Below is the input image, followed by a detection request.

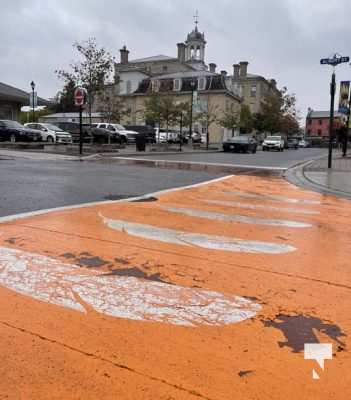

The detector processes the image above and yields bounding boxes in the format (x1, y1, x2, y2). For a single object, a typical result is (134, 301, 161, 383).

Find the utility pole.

(320, 54, 350, 169)
(328, 71, 336, 169)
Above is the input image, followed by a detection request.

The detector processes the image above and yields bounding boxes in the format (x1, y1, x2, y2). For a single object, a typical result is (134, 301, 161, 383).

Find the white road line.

(224, 191, 321, 205)
(100, 214, 296, 254)
(162, 206, 312, 228)
(0, 247, 261, 327)
(204, 200, 320, 215)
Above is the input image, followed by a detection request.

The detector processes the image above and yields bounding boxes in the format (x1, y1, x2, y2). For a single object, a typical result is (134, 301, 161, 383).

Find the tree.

(259, 87, 300, 135)
(196, 96, 219, 149)
(219, 103, 240, 136)
(52, 78, 77, 113)
(239, 104, 254, 133)
(55, 38, 114, 124)
(97, 86, 130, 123)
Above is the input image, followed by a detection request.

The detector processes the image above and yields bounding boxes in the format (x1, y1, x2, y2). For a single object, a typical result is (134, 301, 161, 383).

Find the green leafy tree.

(196, 96, 219, 149)
(219, 103, 240, 136)
(52, 79, 77, 113)
(56, 38, 114, 124)
(239, 104, 254, 133)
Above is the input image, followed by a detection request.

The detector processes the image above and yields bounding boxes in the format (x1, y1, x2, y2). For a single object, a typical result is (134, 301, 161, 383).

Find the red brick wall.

(305, 117, 343, 137)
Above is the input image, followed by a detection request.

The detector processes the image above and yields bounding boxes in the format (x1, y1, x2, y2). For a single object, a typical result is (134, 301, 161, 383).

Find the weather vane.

(193, 10, 199, 27)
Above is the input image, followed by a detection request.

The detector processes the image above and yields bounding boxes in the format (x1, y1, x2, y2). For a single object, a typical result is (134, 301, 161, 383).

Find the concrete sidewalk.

(303, 152, 351, 198)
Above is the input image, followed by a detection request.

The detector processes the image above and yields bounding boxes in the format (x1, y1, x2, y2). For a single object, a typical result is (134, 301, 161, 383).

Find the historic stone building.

(99, 21, 280, 143)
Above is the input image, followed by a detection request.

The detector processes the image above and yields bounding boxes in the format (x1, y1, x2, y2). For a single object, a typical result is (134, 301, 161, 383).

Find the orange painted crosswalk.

(0, 175, 350, 399)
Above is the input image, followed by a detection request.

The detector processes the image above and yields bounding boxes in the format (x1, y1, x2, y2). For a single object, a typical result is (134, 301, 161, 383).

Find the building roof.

(151, 70, 216, 80)
(308, 110, 345, 119)
(0, 82, 50, 106)
(129, 55, 177, 63)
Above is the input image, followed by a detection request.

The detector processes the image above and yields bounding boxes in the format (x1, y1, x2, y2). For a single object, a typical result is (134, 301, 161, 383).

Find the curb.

(97, 156, 286, 175)
(284, 156, 351, 200)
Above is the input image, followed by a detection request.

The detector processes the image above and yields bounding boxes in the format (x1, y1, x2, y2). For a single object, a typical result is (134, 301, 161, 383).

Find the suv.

(94, 123, 138, 144)
(125, 125, 156, 143)
(0, 120, 42, 142)
(287, 138, 299, 149)
(262, 135, 285, 151)
(25, 122, 72, 144)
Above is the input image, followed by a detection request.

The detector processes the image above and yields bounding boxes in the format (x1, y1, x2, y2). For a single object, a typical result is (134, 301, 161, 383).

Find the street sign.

(29, 92, 37, 108)
(74, 87, 86, 106)
(320, 56, 349, 66)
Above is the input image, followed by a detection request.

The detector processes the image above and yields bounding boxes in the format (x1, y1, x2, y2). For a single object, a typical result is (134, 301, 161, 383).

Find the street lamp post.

(320, 54, 349, 168)
(189, 80, 196, 141)
(30, 81, 35, 122)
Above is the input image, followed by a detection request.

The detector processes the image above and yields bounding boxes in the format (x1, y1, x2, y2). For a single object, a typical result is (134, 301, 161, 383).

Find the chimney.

(233, 64, 240, 79)
(220, 70, 227, 77)
(120, 45, 129, 65)
(209, 63, 217, 73)
(239, 61, 249, 77)
(177, 43, 186, 63)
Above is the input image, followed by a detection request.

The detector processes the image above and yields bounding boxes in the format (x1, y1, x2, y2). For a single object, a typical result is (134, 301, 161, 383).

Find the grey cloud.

(1, 0, 350, 118)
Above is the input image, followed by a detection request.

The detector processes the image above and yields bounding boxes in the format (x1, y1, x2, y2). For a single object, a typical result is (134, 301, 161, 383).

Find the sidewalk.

(303, 152, 351, 198)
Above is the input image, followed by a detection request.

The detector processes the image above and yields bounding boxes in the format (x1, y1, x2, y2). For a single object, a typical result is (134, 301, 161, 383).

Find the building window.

(173, 79, 181, 91)
(198, 77, 206, 91)
(307, 129, 311, 135)
(250, 85, 257, 97)
(162, 66, 168, 72)
(319, 119, 323, 125)
(317, 129, 322, 136)
(126, 80, 132, 94)
(307, 119, 312, 125)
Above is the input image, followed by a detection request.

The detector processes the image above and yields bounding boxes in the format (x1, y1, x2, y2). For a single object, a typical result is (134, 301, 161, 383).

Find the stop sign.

(74, 87, 86, 106)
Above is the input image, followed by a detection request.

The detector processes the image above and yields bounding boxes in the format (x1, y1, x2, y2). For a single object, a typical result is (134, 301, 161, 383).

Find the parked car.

(154, 129, 188, 144)
(191, 132, 202, 143)
(298, 139, 310, 148)
(85, 125, 121, 144)
(262, 135, 285, 151)
(287, 138, 299, 149)
(223, 135, 257, 153)
(54, 122, 93, 143)
(24, 122, 72, 144)
(125, 125, 156, 143)
(94, 123, 138, 144)
(0, 120, 42, 142)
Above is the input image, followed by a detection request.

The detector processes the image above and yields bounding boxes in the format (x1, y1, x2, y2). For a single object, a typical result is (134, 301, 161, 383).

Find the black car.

(287, 138, 299, 149)
(125, 125, 156, 143)
(84, 125, 121, 144)
(223, 136, 257, 153)
(0, 120, 42, 142)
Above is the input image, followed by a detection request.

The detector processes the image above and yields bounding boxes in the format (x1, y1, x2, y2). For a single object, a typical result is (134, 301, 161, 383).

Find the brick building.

(305, 110, 346, 137)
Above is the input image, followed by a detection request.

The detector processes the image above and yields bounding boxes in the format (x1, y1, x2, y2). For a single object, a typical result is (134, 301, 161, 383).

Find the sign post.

(74, 88, 86, 155)
(320, 54, 350, 168)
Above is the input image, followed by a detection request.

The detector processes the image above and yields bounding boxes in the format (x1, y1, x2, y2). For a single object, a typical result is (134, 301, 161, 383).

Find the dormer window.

(198, 77, 206, 91)
(173, 79, 182, 91)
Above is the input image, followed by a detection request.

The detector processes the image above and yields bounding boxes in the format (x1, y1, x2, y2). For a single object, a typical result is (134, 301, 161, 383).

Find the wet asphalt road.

(0, 159, 223, 217)
(129, 148, 327, 168)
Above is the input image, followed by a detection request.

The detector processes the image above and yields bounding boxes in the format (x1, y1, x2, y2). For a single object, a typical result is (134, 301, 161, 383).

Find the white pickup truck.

(262, 135, 285, 152)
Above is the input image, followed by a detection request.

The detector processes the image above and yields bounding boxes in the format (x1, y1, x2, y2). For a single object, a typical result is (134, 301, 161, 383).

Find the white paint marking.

(0, 247, 261, 327)
(162, 206, 312, 228)
(224, 191, 321, 205)
(100, 214, 296, 254)
(204, 200, 320, 215)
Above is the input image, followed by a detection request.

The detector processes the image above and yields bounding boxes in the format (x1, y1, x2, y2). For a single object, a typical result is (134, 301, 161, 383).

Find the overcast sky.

(1, 0, 351, 119)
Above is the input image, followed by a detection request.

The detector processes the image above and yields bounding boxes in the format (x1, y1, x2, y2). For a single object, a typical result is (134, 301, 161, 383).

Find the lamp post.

(30, 81, 35, 122)
(189, 79, 196, 141)
(320, 54, 349, 168)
